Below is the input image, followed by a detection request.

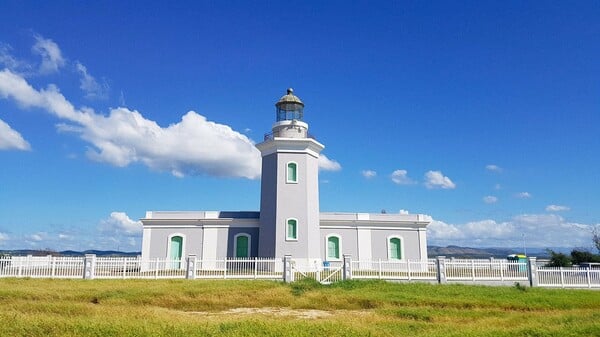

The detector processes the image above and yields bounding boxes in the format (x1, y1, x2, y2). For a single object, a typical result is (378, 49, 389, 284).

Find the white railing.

(351, 259, 437, 281)
(538, 266, 600, 288)
(195, 258, 282, 280)
(0, 256, 84, 278)
(446, 259, 528, 281)
(98, 257, 186, 279)
(2, 254, 600, 288)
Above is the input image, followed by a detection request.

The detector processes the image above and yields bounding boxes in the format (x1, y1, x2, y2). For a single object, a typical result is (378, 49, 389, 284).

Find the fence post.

(343, 254, 352, 281)
(436, 256, 447, 284)
(586, 267, 591, 288)
(527, 257, 538, 287)
(283, 255, 293, 283)
(186, 255, 197, 280)
(83, 254, 96, 280)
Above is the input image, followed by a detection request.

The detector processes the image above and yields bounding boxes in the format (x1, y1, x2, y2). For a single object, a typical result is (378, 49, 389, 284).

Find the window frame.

(285, 218, 298, 241)
(387, 235, 404, 261)
(325, 234, 342, 261)
(233, 233, 251, 258)
(286, 161, 298, 183)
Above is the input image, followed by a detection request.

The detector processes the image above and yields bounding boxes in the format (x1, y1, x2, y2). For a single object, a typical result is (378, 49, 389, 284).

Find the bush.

(546, 250, 572, 267)
(570, 250, 600, 265)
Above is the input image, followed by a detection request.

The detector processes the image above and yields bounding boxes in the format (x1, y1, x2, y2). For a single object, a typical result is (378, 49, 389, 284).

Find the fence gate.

(290, 260, 344, 284)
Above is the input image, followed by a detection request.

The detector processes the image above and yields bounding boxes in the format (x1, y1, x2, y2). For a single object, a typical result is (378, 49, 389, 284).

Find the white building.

(141, 89, 430, 268)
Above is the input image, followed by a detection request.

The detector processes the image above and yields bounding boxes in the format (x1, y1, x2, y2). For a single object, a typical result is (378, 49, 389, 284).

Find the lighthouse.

(256, 89, 324, 266)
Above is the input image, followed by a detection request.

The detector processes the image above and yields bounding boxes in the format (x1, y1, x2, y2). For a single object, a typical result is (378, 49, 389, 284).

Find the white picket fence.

(351, 259, 437, 281)
(1, 255, 599, 288)
(537, 266, 600, 288)
(445, 259, 528, 281)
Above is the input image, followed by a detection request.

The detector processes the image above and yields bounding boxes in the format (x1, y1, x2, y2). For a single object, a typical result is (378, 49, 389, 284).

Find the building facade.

(141, 89, 431, 268)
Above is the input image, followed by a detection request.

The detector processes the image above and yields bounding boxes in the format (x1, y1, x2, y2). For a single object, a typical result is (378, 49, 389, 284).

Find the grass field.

(0, 278, 599, 337)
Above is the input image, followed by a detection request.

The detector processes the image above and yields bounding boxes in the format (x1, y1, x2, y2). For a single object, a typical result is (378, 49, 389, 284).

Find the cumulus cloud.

(0, 118, 31, 150)
(391, 169, 413, 185)
(516, 192, 532, 199)
(318, 154, 341, 171)
(32, 35, 65, 74)
(424, 170, 456, 189)
(0, 69, 262, 178)
(546, 204, 570, 212)
(27, 233, 45, 242)
(428, 214, 596, 248)
(483, 196, 498, 204)
(361, 170, 377, 179)
(399, 209, 409, 215)
(485, 164, 502, 172)
(75, 62, 109, 99)
(99, 212, 142, 236)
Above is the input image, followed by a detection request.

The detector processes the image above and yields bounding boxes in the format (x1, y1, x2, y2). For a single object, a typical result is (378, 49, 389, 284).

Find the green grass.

(0, 278, 599, 336)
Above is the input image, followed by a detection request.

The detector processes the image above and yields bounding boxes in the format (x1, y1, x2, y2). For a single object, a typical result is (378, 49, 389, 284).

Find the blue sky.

(0, 1, 599, 252)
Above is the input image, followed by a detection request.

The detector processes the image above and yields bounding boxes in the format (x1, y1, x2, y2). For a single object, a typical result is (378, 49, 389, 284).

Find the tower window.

(388, 237, 403, 260)
(287, 162, 298, 183)
(326, 235, 341, 260)
(286, 218, 297, 240)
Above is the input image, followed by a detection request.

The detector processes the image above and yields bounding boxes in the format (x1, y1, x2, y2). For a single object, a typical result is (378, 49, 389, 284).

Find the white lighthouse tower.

(256, 89, 324, 268)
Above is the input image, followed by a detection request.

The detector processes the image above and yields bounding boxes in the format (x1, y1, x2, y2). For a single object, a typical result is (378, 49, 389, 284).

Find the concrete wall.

(145, 227, 204, 259)
(371, 229, 422, 260)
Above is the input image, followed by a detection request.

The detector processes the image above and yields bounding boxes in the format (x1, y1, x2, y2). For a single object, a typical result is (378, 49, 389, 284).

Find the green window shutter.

(327, 236, 339, 259)
(287, 219, 297, 239)
(389, 238, 401, 260)
(236, 235, 249, 258)
(287, 162, 297, 182)
(170, 236, 183, 260)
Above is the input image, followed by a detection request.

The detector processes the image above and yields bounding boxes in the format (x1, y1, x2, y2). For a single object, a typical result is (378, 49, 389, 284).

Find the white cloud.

(0, 118, 31, 150)
(428, 214, 597, 248)
(399, 209, 409, 215)
(0, 69, 262, 178)
(483, 196, 498, 204)
(28, 233, 45, 242)
(546, 204, 570, 212)
(0, 43, 31, 73)
(99, 212, 142, 236)
(424, 170, 456, 189)
(516, 192, 532, 199)
(58, 233, 72, 240)
(361, 170, 377, 179)
(485, 164, 502, 172)
(32, 35, 65, 74)
(391, 169, 413, 185)
(0, 232, 8, 242)
(494, 184, 502, 190)
(75, 62, 109, 99)
(318, 154, 341, 171)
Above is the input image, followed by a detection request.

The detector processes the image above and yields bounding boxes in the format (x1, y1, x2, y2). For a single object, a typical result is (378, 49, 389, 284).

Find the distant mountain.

(427, 245, 553, 259)
(0, 249, 140, 257)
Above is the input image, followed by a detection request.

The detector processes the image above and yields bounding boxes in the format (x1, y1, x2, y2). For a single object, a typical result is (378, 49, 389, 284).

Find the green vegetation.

(0, 278, 599, 336)
(547, 249, 600, 267)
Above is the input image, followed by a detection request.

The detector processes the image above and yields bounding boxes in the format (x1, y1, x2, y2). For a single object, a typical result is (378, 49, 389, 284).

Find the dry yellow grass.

(0, 278, 599, 336)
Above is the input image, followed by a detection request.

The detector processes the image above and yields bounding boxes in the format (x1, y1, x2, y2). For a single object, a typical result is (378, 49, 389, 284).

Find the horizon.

(1, 2, 599, 252)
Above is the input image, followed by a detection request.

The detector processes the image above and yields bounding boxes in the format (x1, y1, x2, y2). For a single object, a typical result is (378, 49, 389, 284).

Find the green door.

(170, 236, 183, 268)
(236, 235, 249, 258)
